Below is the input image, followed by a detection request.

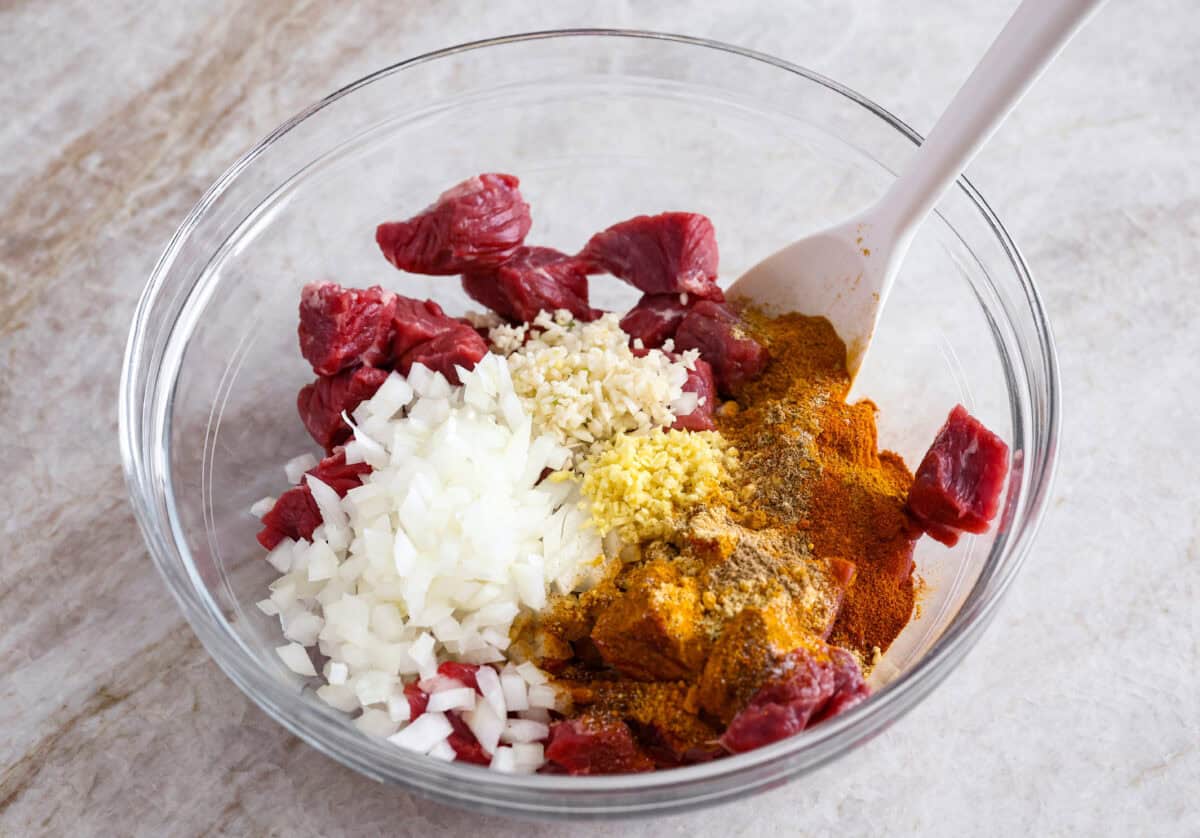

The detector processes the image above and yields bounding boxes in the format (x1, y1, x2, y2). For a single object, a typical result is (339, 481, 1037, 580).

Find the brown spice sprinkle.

(513, 310, 919, 756)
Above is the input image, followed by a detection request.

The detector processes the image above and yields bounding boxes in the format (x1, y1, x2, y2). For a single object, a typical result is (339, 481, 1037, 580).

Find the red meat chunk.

(305, 449, 371, 496)
(577, 212, 724, 300)
(376, 173, 532, 275)
(720, 646, 869, 754)
(385, 294, 488, 385)
(447, 711, 492, 765)
(619, 293, 692, 349)
(404, 682, 429, 720)
(672, 301, 769, 396)
(390, 295, 459, 359)
(255, 450, 370, 551)
(437, 661, 481, 692)
(297, 366, 390, 451)
(672, 358, 717, 432)
(543, 717, 654, 775)
(906, 405, 1010, 547)
(297, 282, 397, 376)
(400, 325, 488, 386)
(811, 653, 873, 724)
(256, 486, 321, 550)
(462, 246, 597, 323)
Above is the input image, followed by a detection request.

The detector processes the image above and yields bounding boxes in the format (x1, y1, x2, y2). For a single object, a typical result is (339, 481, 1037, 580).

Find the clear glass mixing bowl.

(119, 30, 1059, 820)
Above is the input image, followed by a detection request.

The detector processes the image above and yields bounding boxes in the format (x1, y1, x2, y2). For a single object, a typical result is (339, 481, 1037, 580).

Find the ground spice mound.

(516, 310, 919, 758)
(721, 311, 918, 658)
(578, 428, 736, 543)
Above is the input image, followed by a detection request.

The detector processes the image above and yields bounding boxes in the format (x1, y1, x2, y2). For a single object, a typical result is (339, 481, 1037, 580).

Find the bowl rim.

(120, 27, 1061, 813)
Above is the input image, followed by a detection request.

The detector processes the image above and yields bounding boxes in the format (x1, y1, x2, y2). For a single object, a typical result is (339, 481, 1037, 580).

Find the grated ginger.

(577, 428, 737, 543)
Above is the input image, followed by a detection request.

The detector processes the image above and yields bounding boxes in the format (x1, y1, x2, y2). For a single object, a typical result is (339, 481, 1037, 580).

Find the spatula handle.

(879, 0, 1106, 238)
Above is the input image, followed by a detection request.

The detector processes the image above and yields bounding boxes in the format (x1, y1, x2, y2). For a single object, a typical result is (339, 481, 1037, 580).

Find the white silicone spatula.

(729, 0, 1105, 379)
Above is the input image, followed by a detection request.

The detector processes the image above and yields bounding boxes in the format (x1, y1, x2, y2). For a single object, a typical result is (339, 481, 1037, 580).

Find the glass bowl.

(119, 30, 1059, 820)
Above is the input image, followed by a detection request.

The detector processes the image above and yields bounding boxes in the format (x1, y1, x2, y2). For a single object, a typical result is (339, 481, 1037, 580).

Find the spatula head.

(727, 218, 899, 380)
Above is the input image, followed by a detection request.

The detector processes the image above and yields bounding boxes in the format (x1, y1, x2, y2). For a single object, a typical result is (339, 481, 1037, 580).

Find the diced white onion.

(266, 539, 295, 574)
(275, 643, 316, 676)
(353, 671, 394, 706)
(475, 665, 506, 719)
(489, 746, 517, 773)
(516, 662, 548, 686)
(355, 708, 399, 739)
(464, 698, 504, 755)
(387, 691, 412, 723)
(250, 496, 276, 519)
(511, 743, 545, 772)
(258, 355, 620, 774)
(501, 719, 550, 744)
(410, 632, 437, 680)
(284, 612, 323, 647)
(426, 688, 476, 713)
(500, 669, 529, 712)
(285, 453, 319, 484)
(427, 739, 457, 761)
(317, 684, 360, 712)
(527, 684, 558, 710)
(388, 711, 453, 754)
(306, 540, 339, 581)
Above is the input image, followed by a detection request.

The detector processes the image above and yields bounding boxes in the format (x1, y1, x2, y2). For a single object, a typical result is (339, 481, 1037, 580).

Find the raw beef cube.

(619, 293, 693, 349)
(256, 486, 321, 550)
(296, 366, 390, 451)
(297, 282, 397, 376)
(627, 721, 724, 769)
(256, 451, 370, 550)
(906, 404, 1010, 547)
(577, 212, 724, 300)
(390, 295, 461, 359)
(696, 606, 809, 725)
(671, 358, 716, 431)
(811, 648, 873, 724)
(672, 301, 769, 396)
(306, 449, 371, 496)
(446, 711, 492, 765)
(543, 717, 655, 775)
(437, 661, 481, 692)
(591, 560, 708, 681)
(462, 246, 597, 323)
(376, 173, 532, 275)
(719, 646, 869, 754)
(399, 325, 488, 385)
(404, 682, 429, 720)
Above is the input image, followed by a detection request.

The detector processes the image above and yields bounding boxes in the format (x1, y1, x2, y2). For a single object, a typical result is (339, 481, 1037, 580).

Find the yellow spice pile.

(576, 428, 736, 543)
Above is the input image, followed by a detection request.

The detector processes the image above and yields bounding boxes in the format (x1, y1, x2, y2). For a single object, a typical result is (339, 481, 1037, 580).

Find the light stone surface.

(2, 1, 1198, 835)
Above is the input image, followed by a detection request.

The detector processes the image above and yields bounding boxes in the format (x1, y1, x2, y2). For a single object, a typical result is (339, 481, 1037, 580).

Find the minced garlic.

(578, 428, 737, 543)
(490, 310, 699, 457)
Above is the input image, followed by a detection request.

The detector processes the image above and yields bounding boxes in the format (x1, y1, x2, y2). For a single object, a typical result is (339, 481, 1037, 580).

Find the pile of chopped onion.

(256, 355, 605, 769)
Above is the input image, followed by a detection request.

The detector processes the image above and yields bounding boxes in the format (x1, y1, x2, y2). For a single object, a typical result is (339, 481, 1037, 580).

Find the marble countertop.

(3, 1, 1197, 835)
